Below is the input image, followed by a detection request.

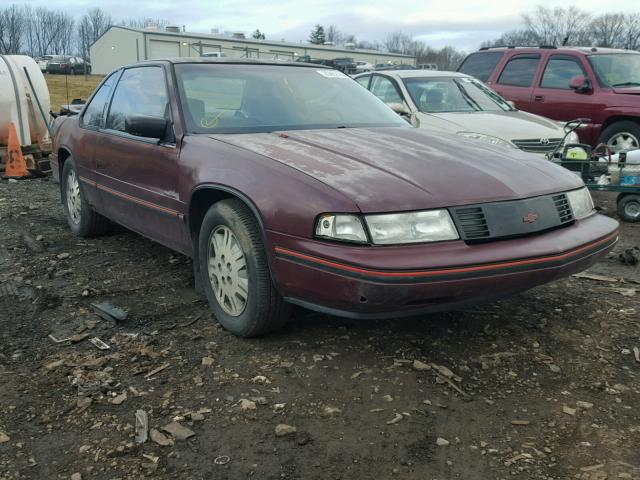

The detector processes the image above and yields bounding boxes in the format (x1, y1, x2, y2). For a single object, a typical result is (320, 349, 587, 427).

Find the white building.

(90, 26, 416, 75)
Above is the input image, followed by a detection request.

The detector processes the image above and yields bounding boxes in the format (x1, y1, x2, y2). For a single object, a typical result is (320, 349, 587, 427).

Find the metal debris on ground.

(48, 334, 71, 344)
(144, 363, 170, 379)
(214, 455, 231, 465)
(88, 337, 110, 350)
(91, 301, 128, 322)
(572, 272, 620, 282)
(618, 247, 640, 266)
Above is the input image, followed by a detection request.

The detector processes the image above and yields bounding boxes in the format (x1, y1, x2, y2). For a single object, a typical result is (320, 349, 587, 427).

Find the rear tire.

(198, 199, 291, 337)
(598, 121, 640, 152)
(61, 158, 110, 237)
(617, 194, 640, 223)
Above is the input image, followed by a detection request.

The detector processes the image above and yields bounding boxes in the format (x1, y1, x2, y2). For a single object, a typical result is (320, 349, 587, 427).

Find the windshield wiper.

(453, 81, 482, 111)
(612, 81, 640, 87)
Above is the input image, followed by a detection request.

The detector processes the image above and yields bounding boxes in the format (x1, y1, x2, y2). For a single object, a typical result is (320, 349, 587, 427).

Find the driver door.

(95, 65, 185, 251)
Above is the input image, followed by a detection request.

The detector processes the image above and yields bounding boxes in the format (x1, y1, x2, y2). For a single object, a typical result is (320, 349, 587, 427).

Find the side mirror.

(386, 102, 410, 116)
(125, 115, 167, 139)
(569, 75, 591, 93)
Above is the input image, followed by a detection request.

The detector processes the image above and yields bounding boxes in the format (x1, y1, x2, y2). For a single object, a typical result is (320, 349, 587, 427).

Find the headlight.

(566, 187, 594, 220)
(457, 132, 516, 149)
(365, 210, 459, 244)
(315, 214, 368, 243)
(564, 130, 580, 144)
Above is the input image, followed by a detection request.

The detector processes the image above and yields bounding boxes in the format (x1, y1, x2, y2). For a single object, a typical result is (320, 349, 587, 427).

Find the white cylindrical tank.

(0, 55, 51, 148)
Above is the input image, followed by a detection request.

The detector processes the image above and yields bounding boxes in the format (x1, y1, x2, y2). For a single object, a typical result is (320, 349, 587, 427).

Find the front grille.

(450, 191, 574, 243)
(512, 138, 562, 153)
(553, 193, 573, 223)
(454, 206, 490, 239)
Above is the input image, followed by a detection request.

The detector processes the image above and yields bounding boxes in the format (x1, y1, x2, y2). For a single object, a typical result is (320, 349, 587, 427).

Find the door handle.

(534, 95, 544, 102)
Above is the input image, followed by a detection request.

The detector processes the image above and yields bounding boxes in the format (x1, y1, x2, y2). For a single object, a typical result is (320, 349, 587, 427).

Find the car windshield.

(175, 64, 407, 134)
(588, 53, 640, 88)
(403, 76, 514, 113)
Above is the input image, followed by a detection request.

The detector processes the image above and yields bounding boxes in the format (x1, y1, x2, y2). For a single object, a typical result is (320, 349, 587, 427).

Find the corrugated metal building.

(90, 26, 416, 75)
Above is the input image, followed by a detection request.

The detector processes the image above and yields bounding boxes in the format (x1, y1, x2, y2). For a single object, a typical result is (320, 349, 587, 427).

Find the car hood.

(416, 110, 564, 141)
(209, 127, 583, 213)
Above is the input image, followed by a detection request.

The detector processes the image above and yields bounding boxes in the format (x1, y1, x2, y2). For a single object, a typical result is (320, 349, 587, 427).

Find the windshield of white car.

(175, 64, 408, 134)
(587, 53, 640, 88)
(403, 77, 514, 114)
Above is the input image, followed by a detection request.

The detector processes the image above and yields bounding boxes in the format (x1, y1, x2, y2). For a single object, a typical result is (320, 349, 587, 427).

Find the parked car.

(50, 59, 619, 337)
(354, 70, 578, 155)
(47, 56, 91, 75)
(332, 57, 357, 74)
(458, 46, 640, 152)
(35, 54, 63, 72)
(355, 61, 374, 73)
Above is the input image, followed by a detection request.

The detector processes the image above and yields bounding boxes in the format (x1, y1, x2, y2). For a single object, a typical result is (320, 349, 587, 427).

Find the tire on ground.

(198, 198, 292, 337)
(617, 194, 640, 223)
(61, 157, 110, 237)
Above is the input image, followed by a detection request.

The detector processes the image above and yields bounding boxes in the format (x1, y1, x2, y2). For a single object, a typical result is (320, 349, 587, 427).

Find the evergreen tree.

(309, 25, 326, 44)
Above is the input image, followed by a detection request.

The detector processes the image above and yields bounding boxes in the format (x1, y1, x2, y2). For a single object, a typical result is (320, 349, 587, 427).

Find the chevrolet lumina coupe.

(51, 59, 619, 337)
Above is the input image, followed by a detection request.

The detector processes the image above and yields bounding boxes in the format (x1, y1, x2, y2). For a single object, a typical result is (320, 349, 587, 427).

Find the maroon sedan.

(50, 59, 619, 337)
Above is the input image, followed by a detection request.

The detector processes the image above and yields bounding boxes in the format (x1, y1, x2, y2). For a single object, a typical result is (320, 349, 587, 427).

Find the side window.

(369, 76, 403, 104)
(497, 56, 540, 87)
(458, 52, 503, 82)
(106, 67, 168, 133)
(81, 72, 117, 129)
(540, 56, 586, 89)
(355, 75, 370, 88)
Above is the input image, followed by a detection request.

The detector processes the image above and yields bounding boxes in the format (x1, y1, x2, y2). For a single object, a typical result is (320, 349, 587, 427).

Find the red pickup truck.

(458, 46, 640, 152)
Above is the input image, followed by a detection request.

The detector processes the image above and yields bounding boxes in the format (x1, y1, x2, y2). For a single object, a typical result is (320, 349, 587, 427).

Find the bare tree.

(0, 4, 27, 54)
(623, 13, 640, 50)
(591, 13, 627, 47)
(121, 18, 171, 30)
(325, 25, 343, 45)
(522, 6, 592, 46)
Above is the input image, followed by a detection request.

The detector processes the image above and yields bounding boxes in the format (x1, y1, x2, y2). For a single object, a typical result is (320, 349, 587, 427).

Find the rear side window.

(355, 75, 370, 88)
(458, 52, 503, 82)
(540, 56, 586, 89)
(81, 72, 117, 129)
(497, 56, 540, 87)
(106, 67, 169, 132)
(369, 76, 403, 104)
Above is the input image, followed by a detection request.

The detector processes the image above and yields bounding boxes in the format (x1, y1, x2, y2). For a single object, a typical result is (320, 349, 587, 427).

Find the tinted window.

(497, 56, 540, 87)
(81, 72, 117, 129)
(541, 56, 586, 89)
(106, 67, 168, 132)
(369, 76, 403, 104)
(458, 52, 503, 82)
(355, 75, 370, 88)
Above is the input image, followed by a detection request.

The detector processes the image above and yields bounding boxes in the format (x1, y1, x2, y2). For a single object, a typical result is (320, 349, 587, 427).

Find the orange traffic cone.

(5, 122, 29, 178)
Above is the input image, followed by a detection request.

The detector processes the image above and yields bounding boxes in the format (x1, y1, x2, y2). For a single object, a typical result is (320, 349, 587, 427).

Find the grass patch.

(45, 74, 104, 111)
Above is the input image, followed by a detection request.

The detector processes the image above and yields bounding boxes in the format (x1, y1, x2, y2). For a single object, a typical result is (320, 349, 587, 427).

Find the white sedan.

(354, 70, 578, 155)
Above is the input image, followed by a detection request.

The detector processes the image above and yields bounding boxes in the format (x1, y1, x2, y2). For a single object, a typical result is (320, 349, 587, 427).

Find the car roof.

(356, 70, 469, 79)
(475, 46, 640, 55)
(126, 57, 331, 69)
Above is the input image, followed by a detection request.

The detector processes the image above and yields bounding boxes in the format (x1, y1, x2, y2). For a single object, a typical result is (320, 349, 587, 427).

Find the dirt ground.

(0, 178, 639, 480)
(45, 74, 103, 112)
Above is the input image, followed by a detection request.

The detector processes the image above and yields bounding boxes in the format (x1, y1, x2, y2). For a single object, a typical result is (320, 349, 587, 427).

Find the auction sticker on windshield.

(317, 70, 349, 78)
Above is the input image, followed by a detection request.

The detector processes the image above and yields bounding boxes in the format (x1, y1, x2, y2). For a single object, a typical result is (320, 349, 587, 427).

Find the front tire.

(61, 158, 109, 236)
(598, 121, 640, 153)
(198, 199, 291, 337)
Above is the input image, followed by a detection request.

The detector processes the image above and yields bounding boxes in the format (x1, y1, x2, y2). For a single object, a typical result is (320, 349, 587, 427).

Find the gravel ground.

(0, 178, 639, 480)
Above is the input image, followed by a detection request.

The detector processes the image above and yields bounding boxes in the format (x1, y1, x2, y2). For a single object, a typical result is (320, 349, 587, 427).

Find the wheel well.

(602, 115, 640, 132)
(57, 148, 71, 178)
(188, 188, 235, 238)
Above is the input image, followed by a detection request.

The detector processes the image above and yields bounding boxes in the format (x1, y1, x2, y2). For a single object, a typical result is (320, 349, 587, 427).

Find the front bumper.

(268, 213, 619, 319)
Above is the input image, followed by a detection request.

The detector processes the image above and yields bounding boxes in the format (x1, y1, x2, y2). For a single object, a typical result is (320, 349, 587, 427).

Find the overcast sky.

(18, 0, 640, 50)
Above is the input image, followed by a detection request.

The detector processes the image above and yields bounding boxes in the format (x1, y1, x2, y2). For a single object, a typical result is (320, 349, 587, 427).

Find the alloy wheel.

(66, 170, 82, 224)
(625, 201, 640, 220)
(207, 225, 249, 316)
(608, 132, 639, 153)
